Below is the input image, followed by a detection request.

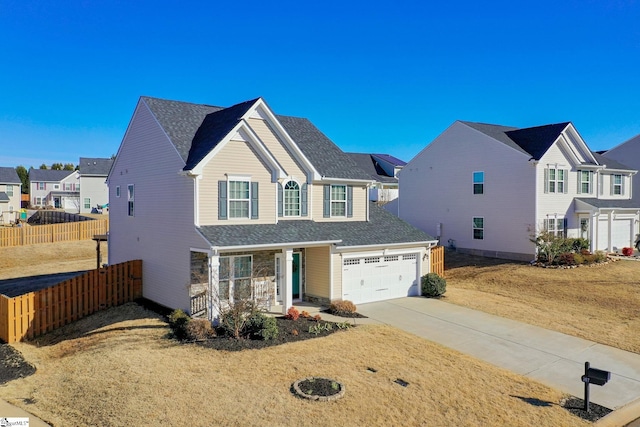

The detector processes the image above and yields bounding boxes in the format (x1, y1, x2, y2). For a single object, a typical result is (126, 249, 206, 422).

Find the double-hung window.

(612, 174, 622, 195)
(544, 217, 566, 237)
(38, 182, 45, 190)
(228, 180, 250, 218)
(218, 255, 252, 301)
(577, 170, 593, 194)
(473, 217, 484, 240)
(284, 181, 300, 216)
(6, 185, 12, 197)
(84, 198, 91, 210)
(127, 184, 134, 216)
(473, 172, 484, 194)
(331, 185, 347, 216)
(545, 167, 567, 193)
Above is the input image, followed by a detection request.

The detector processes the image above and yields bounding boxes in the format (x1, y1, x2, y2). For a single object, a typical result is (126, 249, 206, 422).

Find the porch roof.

(575, 198, 640, 211)
(198, 202, 436, 250)
(0, 192, 9, 202)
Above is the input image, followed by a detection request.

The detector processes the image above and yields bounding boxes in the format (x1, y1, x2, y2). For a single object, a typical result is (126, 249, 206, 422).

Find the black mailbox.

(582, 366, 611, 386)
(581, 361, 611, 412)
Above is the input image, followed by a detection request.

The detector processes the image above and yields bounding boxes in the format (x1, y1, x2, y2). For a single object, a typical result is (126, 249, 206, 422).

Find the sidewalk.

(0, 399, 50, 426)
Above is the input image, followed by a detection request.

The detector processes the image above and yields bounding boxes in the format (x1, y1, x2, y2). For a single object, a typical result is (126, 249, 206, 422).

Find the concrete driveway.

(356, 297, 640, 411)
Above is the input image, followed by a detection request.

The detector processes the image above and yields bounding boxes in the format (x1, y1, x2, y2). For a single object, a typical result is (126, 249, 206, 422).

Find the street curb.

(595, 396, 640, 427)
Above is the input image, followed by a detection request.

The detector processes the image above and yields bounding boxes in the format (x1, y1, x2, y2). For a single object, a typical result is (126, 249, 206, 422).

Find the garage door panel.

(342, 253, 420, 304)
(612, 219, 632, 251)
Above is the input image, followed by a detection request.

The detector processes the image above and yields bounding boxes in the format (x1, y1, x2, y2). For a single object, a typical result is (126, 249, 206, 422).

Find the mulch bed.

(561, 396, 612, 422)
(296, 377, 341, 397)
(0, 343, 36, 385)
(323, 309, 367, 319)
(195, 316, 354, 351)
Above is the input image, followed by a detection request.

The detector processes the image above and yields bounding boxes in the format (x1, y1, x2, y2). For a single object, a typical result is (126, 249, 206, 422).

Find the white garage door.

(597, 219, 609, 251)
(612, 219, 633, 251)
(342, 253, 419, 304)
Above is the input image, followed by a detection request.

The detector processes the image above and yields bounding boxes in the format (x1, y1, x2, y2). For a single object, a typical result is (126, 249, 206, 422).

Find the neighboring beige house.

(399, 121, 639, 261)
(29, 168, 80, 212)
(78, 157, 113, 213)
(107, 96, 437, 318)
(0, 167, 21, 224)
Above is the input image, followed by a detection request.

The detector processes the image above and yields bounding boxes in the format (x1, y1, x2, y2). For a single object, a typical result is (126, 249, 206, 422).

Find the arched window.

(284, 181, 300, 216)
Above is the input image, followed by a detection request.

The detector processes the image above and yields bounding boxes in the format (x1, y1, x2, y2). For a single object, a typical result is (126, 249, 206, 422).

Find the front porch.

(189, 245, 334, 320)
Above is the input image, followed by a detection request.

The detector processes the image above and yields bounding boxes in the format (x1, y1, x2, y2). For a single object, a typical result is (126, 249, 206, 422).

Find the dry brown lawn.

(0, 240, 106, 281)
(443, 251, 640, 353)
(1, 303, 588, 427)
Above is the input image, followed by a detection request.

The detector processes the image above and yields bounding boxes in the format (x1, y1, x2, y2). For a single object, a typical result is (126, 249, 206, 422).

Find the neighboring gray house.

(0, 167, 21, 224)
(29, 168, 80, 211)
(604, 133, 640, 207)
(108, 96, 437, 317)
(78, 157, 113, 213)
(399, 121, 639, 261)
(347, 153, 405, 204)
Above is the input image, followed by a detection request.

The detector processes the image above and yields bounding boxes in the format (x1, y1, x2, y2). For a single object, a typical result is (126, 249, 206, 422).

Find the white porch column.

(608, 211, 614, 252)
(282, 248, 293, 314)
(208, 253, 220, 322)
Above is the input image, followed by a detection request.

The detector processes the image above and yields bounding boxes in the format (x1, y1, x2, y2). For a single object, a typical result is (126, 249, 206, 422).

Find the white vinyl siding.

(107, 100, 209, 313)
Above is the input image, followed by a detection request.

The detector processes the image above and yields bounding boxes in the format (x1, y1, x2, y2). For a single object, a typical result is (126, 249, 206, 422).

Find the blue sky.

(1, 0, 639, 168)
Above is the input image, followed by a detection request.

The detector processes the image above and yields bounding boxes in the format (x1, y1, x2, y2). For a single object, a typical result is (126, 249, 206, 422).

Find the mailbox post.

(581, 361, 611, 412)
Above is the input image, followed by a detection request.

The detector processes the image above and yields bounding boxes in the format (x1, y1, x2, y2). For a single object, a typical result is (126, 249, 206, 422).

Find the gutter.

(335, 240, 438, 251)
(212, 239, 343, 252)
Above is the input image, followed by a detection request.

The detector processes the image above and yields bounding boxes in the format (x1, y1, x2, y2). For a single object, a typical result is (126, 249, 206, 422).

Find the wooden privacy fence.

(430, 245, 445, 277)
(0, 219, 108, 247)
(0, 260, 142, 343)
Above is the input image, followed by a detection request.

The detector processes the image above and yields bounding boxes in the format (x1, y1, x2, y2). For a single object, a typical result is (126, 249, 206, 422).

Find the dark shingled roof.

(461, 121, 572, 160)
(0, 192, 9, 202)
(373, 154, 406, 166)
(576, 198, 640, 210)
(505, 123, 570, 160)
(185, 99, 258, 170)
(591, 152, 635, 171)
(346, 153, 398, 183)
(79, 157, 114, 175)
(28, 168, 76, 182)
(0, 167, 20, 184)
(141, 96, 371, 180)
(198, 202, 436, 248)
(277, 115, 371, 180)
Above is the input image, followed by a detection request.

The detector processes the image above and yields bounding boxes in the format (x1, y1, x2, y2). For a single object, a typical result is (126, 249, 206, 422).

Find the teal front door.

(292, 253, 301, 300)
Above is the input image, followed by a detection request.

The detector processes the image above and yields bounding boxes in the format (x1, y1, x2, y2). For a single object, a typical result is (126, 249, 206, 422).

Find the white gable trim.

(563, 123, 598, 164)
(243, 99, 322, 182)
(187, 120, 285, 181)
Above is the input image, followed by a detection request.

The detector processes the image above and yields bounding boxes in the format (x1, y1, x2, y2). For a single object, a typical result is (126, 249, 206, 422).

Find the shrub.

(557, 252, 575, 266)
(593, 251, 607, 262)
(313, 314, 322, 322)
(571, 238, 590, 252)
(286, 306, 300, 321)
(622, 247, 634, 256)
(168, 309, 191, 340)
(421, 273, 446, 297)
(580, 249, 591, 256)
(219, 300, 259, 339)
(246, 312, 279, 340)
(300, 310, 311, 318)
(185, 318, 216, 341)
(329, 300, 357, 315)
(573, 253, 585, 265)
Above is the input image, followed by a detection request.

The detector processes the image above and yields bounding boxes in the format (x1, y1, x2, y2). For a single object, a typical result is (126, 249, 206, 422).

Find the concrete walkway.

(355, 297, 640, 411)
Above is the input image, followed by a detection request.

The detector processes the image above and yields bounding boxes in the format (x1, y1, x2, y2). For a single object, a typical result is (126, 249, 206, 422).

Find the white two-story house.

(78, 157, 113, 213)
(399, 121, 639, 261)
(29, 168, 80, 212)
(0, 167, 21, 224)
(107, 96, 437, 317)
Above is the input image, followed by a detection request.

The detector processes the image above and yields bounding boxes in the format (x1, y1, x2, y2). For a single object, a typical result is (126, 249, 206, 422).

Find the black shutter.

(277, 183, 283, 217)
(347, 185, 353, 218)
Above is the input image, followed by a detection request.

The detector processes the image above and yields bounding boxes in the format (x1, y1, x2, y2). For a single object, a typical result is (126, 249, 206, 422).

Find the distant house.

(0, 167, 21, 224)
(78, 157, 113, 213)
(603, 133, 640, 208)
(346, 153, 405, 204)
(29, 168, 80, 212)
(399, 121, 639, 261)
(107, 96, 437, 317)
